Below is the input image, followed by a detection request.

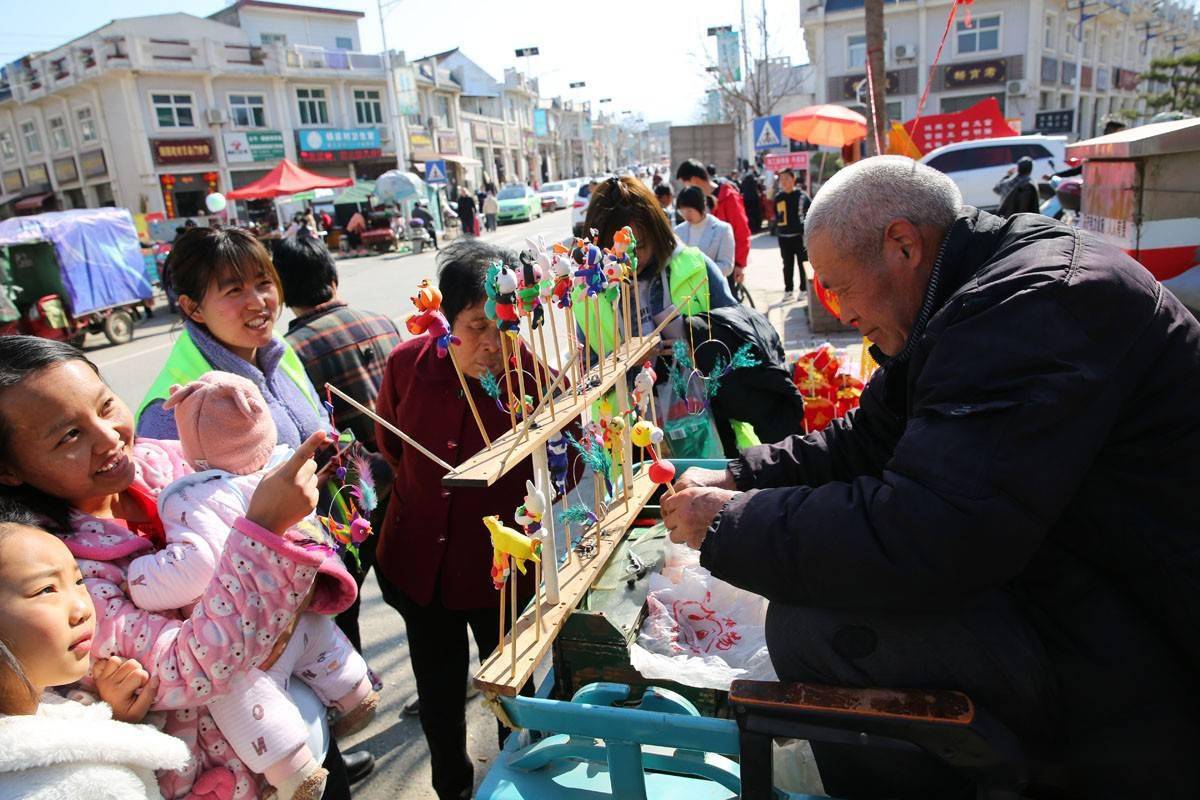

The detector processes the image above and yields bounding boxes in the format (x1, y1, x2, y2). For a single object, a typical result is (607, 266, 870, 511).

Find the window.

(1065, 26, 1076, 55)
(0, 130, 14, 160)
(1044, 13, 1057, 50)
(353, 88, 383, 125)
(957, 14, 1000, 54)
(886, 100, 902, 120)
(19, 120, 42, 155)
(151, 93, 195, 128)
(335, 37, 353, 50)
(75, 106, 97, 144)
(1100, 31, 1109, 63)
(1083, 28, 1093, 59)
(847, 31, 888, 70)
(296, 87, 329, 125)
(260, 33, 287, 46)
(434, 94, 452, 127)
(229, 93, 266, 128)
(1039, 90, 1052, 110)
(47, 116, 70, 151)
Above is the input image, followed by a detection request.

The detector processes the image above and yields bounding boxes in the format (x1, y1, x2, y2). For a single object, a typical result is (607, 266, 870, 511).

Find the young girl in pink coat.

(0, 336, 330, 800)
(125, 372, 379, 800)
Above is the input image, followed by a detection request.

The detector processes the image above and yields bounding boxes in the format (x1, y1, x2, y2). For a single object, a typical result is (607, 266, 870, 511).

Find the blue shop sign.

(299, 128, 382, 153)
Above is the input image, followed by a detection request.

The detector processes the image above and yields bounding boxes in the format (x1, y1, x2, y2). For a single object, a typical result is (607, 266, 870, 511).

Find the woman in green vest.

(136, 227, 328, 447)
(579, 175, 736, 358)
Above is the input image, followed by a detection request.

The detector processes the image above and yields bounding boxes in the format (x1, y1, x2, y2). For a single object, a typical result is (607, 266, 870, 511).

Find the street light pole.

(377, 0, 408, 172)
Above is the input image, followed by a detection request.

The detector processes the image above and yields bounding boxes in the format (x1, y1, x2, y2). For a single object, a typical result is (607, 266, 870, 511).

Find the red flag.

(903, 97, 1011, 155)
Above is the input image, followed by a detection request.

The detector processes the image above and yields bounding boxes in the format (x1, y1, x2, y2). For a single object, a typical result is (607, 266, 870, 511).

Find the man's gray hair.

(805, 156, 962, 263)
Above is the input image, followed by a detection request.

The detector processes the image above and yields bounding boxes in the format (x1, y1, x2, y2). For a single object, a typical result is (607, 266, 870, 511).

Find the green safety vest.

(136, 327, 317, 424)
(575, 246, 712, 358)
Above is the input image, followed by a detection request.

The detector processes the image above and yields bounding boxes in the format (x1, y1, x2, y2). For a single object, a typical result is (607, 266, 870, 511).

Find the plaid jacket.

(285, 300, 402, 450)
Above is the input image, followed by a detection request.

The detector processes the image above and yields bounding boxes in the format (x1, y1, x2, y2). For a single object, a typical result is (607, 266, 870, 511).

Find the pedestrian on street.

(674, 185, 736, 277)
(677, 158, 751, 285)
(412, 199, 439, 250)
(993, 156, 1040, 217)
(662, 156, 1200, 799)
(273, 231, 403, 654)
(373, 239, 544, 800)
(654, 183, 682, 225)
(483, 190, 499, 232)
(346, 208, 366, 251)
(740, 169, 763, 233)
(456, 186, 477, 238)
(774, 168, 811, 299)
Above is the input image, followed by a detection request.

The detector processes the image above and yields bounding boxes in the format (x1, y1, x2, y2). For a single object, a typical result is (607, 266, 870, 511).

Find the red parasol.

(225, 159, 353, 200)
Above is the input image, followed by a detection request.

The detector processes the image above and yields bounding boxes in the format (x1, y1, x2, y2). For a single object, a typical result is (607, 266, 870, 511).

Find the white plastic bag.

(629, 542, 778, 690)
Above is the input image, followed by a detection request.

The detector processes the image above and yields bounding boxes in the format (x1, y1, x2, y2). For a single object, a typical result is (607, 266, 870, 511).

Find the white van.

(918, 135, 1068, 211)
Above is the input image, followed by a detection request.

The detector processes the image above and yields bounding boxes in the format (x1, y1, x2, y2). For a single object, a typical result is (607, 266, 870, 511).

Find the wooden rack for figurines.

(335, 229, 687, 702)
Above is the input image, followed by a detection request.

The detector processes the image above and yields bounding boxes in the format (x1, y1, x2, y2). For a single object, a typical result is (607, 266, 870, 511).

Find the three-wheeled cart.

(1067, 117, 1200, 317)
(0, 207, 154, 346)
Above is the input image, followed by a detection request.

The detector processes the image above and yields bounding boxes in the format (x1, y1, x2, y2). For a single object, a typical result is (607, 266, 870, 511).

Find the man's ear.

(885, 219, 922, 268)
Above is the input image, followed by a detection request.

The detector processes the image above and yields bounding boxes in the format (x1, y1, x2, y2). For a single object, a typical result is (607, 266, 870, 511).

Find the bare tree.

(703, 0, 810, 119)
(864, 0, 890, 154)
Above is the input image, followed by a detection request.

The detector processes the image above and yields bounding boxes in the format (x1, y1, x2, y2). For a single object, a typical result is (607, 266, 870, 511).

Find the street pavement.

(91, 216, 846, 799)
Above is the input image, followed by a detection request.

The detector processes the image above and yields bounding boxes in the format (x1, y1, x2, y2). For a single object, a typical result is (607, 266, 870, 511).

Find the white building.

(0, 1, 398, 219)
(799, 0, 1198, 142)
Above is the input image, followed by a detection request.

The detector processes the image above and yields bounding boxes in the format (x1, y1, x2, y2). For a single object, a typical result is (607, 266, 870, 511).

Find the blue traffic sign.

(753, 115, 783, 151)
(425, 159, 448, 185)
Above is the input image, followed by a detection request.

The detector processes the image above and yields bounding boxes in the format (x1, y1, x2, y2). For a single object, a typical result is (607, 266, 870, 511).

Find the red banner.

(903, 97, 1011, 155)
(763, 152, 809, 172)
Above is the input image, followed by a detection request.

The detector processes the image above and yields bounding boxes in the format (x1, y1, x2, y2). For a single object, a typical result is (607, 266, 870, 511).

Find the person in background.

(346, 208, 366, 252)
(740, 168, 763, 233)
(412, 199, 439, 250)
(674, 185, 736, 278)
(677, 158, 751, 285)
(654, 183, 682, 226)
(483, 190, 499, 233)
(457, 186, 478, 238)
(318, 208, 333, 232)
(993, 156, 1040, 217)
(273, 232, 402, 655)
(774, 168, 811, 299)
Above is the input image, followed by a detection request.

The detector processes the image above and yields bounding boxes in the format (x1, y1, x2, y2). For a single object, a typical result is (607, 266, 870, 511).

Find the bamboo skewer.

(512, 335, 530, 441)
(534, 559, 542, 640)
(527, 327, 546, 408)
(611, 294, 621, 371)
(497, 561, 506, 653)
(448, 349, 492, 448)
(594, 296, 606, 383)
(499, 335, 518, 431)
(324, 384, 455, 472)
(509, 573, 517, 678)
(494, 350, 580, 469)
(536, 323, 556, 418)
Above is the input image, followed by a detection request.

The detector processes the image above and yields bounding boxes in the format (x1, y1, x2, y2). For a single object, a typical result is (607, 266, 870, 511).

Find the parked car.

(538, 181, 573, 211)
(497, 184, 544, 224)
(918, 135, 1068, 211)
(571, 181, 593, 237)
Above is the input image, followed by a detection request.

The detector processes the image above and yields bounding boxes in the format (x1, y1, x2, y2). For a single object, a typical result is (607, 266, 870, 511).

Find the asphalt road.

(89, 208, 571, 800)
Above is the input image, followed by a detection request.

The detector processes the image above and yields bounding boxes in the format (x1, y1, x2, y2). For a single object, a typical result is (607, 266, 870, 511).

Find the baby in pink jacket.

(126, 372, 379, 800)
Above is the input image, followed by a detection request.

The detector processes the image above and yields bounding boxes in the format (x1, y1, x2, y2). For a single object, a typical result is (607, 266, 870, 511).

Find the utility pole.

(377, 0, 408, 172)
(864, 0, 889, 155)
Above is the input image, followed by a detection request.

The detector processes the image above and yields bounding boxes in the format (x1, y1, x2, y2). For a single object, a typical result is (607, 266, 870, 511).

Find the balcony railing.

(284, 45, 383, 71)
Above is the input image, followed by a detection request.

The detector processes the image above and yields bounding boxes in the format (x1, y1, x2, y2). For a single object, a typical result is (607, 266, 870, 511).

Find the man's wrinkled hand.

(661, 487, 739, 550)
(676, 466, 737, 492)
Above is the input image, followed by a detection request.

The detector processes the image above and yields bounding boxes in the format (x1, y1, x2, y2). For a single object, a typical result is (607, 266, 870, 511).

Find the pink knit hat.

(163, 372, 277, 475)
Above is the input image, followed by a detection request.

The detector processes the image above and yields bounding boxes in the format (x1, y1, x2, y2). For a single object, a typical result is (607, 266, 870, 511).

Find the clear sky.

(1, 0, 808, 125)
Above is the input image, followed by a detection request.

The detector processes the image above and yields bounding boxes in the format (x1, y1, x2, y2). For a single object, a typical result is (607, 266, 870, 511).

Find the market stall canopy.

(1065, 117, 1200, 160)
(0, 208, 152, 315)
(225, 159, 353, 200)
(333, 180, 377, 206)
(782, 105, 868, 148)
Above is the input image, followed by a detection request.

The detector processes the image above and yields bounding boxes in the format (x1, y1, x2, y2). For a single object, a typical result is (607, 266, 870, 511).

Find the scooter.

(407, 218, 433, 255)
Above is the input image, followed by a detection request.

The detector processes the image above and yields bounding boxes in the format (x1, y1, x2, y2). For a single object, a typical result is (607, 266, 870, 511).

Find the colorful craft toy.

(405, 279, 460, 358)
(483, 514, 542, 589)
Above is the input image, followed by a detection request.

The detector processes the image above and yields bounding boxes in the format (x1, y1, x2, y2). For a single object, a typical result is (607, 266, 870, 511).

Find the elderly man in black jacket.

(662, 155, 1200, 798)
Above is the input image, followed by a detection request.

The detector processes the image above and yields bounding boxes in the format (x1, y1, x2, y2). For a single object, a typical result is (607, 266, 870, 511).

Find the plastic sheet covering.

(0, 208, 152, 315)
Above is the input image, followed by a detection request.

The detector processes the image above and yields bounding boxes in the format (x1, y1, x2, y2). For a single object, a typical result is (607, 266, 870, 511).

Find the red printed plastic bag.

(630, 542, 777, 690)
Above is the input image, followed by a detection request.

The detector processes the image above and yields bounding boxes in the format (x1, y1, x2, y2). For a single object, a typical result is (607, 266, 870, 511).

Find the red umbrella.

(782, 105, 868, 148)
(225, 159, 354, 200)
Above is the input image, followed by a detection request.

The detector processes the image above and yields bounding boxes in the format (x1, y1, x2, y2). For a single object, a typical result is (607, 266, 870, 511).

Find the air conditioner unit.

(894, 43, 918, 61)
(1007, 79, 1030, 97)
(379, 126, 391, 143)
(206, 108, 229, 125)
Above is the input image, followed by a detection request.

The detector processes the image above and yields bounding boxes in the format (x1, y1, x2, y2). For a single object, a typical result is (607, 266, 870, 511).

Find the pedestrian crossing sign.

(753, 115, 783, 150)
(425, 159, 448, 185)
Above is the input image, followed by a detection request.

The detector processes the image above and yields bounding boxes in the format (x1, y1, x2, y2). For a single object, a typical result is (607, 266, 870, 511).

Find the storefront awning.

(14, 192, 53, 211)
(441, 154, 483, 167)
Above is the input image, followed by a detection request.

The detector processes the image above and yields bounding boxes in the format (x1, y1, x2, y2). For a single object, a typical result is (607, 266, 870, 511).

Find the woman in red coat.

(374, 239, 540, 800)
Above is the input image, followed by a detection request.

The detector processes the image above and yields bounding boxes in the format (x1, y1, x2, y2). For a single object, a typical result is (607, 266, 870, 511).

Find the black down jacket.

(701, 209, 1200, 789)
(683, 304, 806, 456)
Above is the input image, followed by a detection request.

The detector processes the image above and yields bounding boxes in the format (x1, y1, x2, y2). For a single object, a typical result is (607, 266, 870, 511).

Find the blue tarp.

(0, 208, 152, 315)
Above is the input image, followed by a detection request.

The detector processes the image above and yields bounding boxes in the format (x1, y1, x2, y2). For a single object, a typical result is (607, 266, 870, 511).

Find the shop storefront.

(52, 156, 84, 209)
(151, 137, 219, 218)
(295, 127, 383, 180)
(78, 149, 114, 208)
